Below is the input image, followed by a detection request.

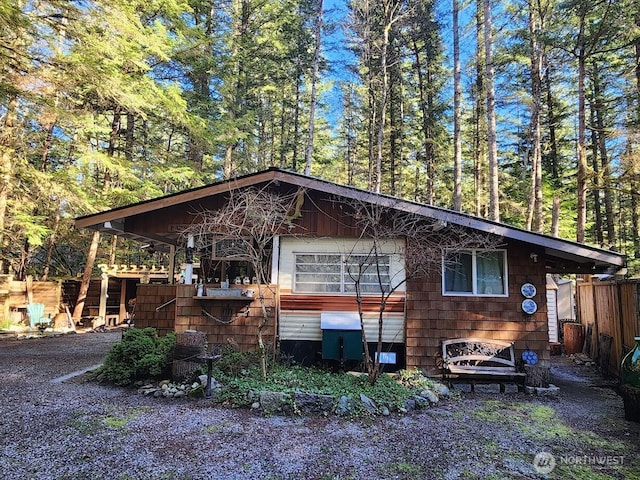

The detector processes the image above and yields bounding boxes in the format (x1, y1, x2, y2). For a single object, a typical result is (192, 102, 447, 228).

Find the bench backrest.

(442, 338, 516, 368)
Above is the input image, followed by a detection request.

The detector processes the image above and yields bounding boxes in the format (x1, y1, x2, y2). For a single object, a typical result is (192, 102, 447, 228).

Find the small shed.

(546, 275, 576, 344)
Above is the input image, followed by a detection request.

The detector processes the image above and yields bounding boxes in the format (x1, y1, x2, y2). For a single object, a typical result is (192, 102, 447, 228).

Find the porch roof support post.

(271, 235, 280, 284)
(99, 272, 108, 319)
(185, 234, 194, 284)
(168, 245, 176, 284)
(119, 278, 127, 322)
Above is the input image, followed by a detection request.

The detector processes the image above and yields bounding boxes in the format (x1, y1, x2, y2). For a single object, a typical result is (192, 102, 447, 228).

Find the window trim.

(293, 252, 391, 295)
(442, 249, 508, 297)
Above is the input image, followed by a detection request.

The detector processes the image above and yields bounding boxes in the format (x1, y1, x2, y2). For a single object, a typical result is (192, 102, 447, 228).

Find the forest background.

(1, 0, 639, 281)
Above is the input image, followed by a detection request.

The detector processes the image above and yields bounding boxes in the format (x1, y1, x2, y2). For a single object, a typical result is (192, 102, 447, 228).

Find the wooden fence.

(576, 277, 640, 378)
(1, 275, 62, 324)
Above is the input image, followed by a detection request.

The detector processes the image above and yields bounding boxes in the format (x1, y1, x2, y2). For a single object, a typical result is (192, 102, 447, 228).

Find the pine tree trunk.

(40, 121, 56, 172)
(412, 37, 434, 204)
(72, 230, 100, 321)
(0, 95, 17, 274)
(590, 97, 604, 246)
(374, 12, 392, 194)
(483, 0, 500, 221)
(544, 65, 560, 181)
(453, 0, 463, 211)
(526, 0, 543, 232)
(304, 0, 323, 176)
(551, 195, 560, 237)
(576, 44, 588, 243)
(592, 67, 616, 247)
(125, 112, 135, 162)
(474, 0, 487, 217)
(41, 208, 60, 281)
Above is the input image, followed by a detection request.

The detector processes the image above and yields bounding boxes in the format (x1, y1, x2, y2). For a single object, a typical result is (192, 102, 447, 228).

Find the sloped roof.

(75, 167, 625, 274)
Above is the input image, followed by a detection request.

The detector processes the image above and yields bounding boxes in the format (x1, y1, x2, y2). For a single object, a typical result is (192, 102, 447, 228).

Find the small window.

(443, 250, 507, 296)
(295, 253, 390, 294)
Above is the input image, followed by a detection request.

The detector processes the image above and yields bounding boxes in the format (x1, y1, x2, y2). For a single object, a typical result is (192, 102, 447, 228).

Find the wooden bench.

(441, 338, 526, 392)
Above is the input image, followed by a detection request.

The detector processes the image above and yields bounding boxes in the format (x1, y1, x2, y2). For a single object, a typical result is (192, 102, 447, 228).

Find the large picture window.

(295, 253, 390, 294)
(443, 250, 507, 296)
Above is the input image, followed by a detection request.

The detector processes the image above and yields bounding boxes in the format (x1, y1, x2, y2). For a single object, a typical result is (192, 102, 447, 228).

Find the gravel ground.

(1, 330, 639, 480)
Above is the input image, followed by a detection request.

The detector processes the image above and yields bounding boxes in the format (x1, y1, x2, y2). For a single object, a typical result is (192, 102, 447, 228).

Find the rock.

(192, 382, 200, 390)
(159, 379, 170, 387)
(432, 383, 450, 397)
(525, 384, 560, 396)
(414, 396, 429, 409)
(335, 396, 352, 416)
(502, 383, 520, 394)
(259, 391, 289, 414)
(189, 386, 204, 398)
(398, 407, 408, 414)
(294, 392, 335, 415)
(198, 375, 208, 387)
(404, 399, 416, 412)
(474, 384, 501, 394)
(535, 385, 560, 397)
(153, 390, 163, 398)
(420, 389, 439, 404)
(359, 393, 377, 413)
(174, 391, 185, 398)
(381, 406, 390, 416)
(251, 402, 261, 410)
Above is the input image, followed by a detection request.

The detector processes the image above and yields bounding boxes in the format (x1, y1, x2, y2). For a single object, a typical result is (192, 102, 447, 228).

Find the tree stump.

(598, 333, 613, 377)
(524, 365, 550, 387)
(620, 384, 640, 423)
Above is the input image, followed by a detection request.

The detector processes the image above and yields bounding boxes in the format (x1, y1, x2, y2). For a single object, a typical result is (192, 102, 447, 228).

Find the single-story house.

(75, 168, 625, 376)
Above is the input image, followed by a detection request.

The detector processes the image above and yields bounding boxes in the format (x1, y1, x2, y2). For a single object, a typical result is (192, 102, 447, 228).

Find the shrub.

(99, 328, 175, 386)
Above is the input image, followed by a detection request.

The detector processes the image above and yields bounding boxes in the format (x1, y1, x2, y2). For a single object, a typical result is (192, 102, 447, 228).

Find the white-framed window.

(294, 253, 391, 294)
(442, 249, 508, 296)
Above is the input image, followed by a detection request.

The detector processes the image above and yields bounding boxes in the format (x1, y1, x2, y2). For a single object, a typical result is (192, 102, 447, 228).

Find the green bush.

(99, 327, 175, 386)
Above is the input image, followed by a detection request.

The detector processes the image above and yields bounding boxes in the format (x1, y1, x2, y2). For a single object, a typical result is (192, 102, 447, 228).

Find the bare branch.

(179, 184, 304, 380)
(336, 196, 502, 384)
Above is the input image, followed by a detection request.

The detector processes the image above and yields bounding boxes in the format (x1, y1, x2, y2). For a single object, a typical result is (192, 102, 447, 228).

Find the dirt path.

(0, 332, 638, 479)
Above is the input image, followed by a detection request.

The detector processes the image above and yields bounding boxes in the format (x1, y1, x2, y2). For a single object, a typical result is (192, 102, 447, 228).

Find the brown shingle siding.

(406, 248, 550, 373)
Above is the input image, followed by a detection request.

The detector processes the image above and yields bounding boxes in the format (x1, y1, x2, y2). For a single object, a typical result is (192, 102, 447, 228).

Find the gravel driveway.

(1, 331, 638, 480)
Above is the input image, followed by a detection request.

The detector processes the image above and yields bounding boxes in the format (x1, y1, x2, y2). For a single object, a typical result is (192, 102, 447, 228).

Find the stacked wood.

(524, 364, 550, 387)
